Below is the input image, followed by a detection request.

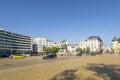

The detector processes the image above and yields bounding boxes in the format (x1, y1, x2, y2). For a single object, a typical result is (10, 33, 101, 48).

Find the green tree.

(76, 48, 80, 53)
(106, 49, 109, 53)
(76, 48, 83, 53)
(86, 47, 90, 53)
(80, 48, 83, 53)
(42, 46, 49, 54)
(49, 47, 60, 53)
(83, 48, 86, 53)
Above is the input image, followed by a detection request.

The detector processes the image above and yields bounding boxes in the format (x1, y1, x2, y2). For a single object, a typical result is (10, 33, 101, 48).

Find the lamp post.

(10, 33, 13, 55)
(11, 44, 12, 55)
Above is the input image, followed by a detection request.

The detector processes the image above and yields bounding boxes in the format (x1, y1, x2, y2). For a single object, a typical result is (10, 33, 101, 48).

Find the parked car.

(76, 53, 82, 56)
(10, 54, 25, 59)
(91, 52, 96, 55)
(0, 53, 12, 58)
(43, 53, 57, 59)
(21, 53, 30, 57)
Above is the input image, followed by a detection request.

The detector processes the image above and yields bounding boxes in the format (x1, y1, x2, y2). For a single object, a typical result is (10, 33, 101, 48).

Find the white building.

(102, 44, 111, 53)
(111, 37, 120, 53)
(79, 36, 103, 52)
(67, 44, 79, 54)
(112, 37, 118, 49)
(33, 37, 56, 53)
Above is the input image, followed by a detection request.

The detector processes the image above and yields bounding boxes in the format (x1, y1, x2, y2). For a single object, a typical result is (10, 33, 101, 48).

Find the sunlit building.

(33, 37, 56, 53)
(67, 44, 79, 54)
(112, 37, 120, 54)
(79, 36, 103, 52)
(0, 29, 32, 54)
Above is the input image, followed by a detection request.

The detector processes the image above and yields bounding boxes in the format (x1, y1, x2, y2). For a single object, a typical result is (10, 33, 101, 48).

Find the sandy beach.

(0, 54, 120, 80)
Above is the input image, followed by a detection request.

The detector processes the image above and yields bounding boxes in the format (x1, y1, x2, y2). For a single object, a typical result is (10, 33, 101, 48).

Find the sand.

(0, 54, 120, 80)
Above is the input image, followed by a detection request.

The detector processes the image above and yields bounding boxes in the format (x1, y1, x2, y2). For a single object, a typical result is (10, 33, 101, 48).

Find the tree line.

(42, 46, 60, 54)
(76, 47, 90, 53)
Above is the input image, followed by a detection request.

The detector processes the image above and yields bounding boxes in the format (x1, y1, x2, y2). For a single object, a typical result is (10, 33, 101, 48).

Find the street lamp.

(11, 44, 12, 55)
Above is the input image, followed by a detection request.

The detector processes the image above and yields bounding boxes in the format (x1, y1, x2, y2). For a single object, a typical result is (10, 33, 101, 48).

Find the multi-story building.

(57, 39, 69, 55)
(67, 44, 79, 54)
(112, 37, 120, 53)
(33, 37, 56, 53)
(102, 44, 112, 54)
(0, 29, 32, 54)
(79, 36, 103, 52)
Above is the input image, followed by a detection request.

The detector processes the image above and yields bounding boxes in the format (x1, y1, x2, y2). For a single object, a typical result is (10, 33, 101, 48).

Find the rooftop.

(88, 36, 103, 42)
(112, 37, 120, 43)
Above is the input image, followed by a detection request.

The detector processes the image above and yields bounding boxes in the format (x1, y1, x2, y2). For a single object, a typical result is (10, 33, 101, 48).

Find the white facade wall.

(79, 38, 102, 52)
(55, 42, 61, 48)
(33, 37, 56, 52)
(102, 44, 111, 53)
(67, 44, 79, 54)
(112, 41, 118, 49)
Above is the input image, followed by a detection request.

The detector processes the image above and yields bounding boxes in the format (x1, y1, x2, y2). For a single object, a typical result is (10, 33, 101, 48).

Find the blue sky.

(0, 0, 120, 45)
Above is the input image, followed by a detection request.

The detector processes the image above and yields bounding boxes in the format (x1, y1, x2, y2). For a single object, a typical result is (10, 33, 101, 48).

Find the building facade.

(0, 29, 32, 54)
(102, 44, 112, 54)
(112, 37, 120, 53)
(67, 44, 79, 54)
(79, 36, 103, 52)
(57, 40, 70, 55)
(33, 37, 56, 53)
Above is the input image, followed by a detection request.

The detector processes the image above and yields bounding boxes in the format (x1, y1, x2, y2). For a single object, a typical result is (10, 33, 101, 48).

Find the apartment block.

(79, 36, 103, 52)
(33, 37, 56, 53)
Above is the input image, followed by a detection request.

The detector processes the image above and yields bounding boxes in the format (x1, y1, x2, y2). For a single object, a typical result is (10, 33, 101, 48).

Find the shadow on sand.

(50, 69, 80, 80)
(50, 64, 120, 80)
(86, 63, 120, 80)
